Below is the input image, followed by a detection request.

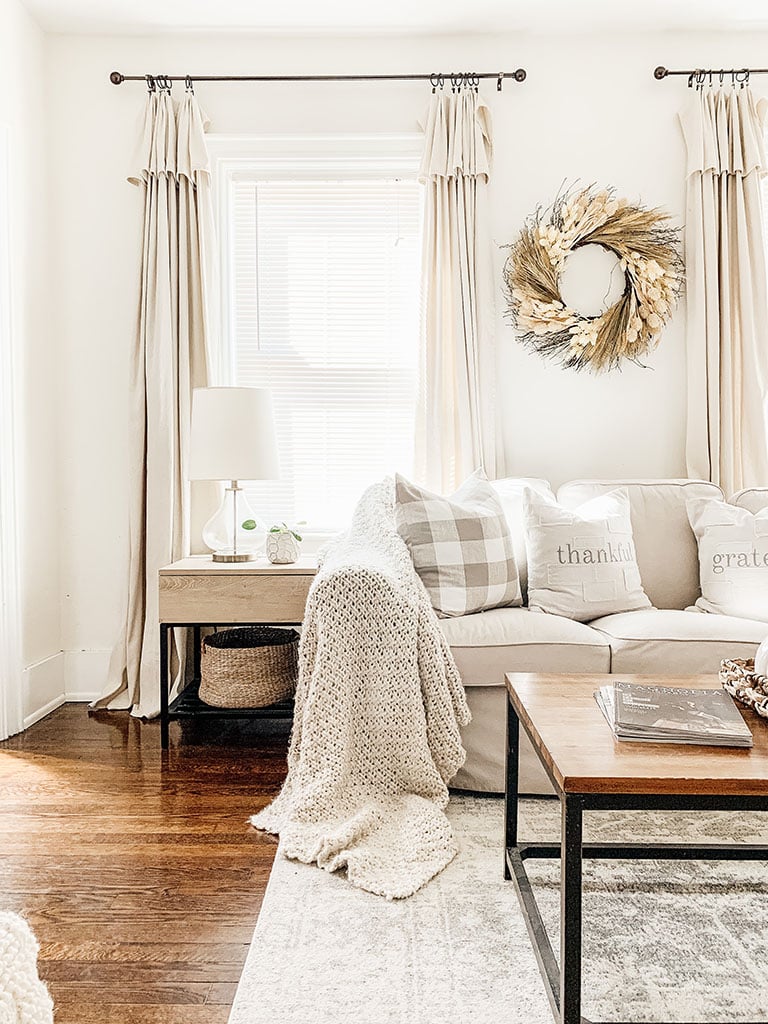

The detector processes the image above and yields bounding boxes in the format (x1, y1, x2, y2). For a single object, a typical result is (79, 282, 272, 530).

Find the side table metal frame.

(504, 695, 768, 1024)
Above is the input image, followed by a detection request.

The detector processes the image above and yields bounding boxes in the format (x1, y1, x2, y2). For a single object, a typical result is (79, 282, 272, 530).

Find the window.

(212, 136, 423, 531)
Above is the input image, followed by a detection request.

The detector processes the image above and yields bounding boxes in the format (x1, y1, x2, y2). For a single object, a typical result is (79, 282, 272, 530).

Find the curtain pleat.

(94, 91, 215, 717)
(415, 90, 501, 493)
(680, 87, 768, 496)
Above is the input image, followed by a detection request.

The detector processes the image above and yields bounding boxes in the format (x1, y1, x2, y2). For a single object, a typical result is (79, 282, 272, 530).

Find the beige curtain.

(94, 88, 216, 718)
(680, 86, 768, 496)
(416, 88, 501, 493)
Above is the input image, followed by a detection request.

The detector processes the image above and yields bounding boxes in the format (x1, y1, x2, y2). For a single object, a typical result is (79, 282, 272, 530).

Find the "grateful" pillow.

(687, 497, 768, 622)
(524, 487, 651, 621)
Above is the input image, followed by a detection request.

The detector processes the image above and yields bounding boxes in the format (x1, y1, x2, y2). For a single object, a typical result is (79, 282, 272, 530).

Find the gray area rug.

(229, 796, 768, 1023)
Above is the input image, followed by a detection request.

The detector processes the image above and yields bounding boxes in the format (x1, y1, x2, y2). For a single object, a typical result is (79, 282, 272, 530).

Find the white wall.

(45, 28, 768, 692)
(0, 0, 63, 726)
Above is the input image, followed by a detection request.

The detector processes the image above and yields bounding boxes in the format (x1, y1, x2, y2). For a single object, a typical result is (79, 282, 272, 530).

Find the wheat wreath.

(502, 184, 684, 372)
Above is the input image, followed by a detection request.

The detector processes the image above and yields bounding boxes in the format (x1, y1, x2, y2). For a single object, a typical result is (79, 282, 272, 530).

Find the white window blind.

(226, 173, 422, 531)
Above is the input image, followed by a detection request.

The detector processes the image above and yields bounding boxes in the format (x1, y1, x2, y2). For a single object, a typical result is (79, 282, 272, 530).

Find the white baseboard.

(64, 649, 111, 703)
(22, 649, 112, 727)
(22, 652, 65, 728)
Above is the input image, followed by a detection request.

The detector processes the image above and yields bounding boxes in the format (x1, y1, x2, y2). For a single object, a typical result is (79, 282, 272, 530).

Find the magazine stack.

(595, 681, 753, 747)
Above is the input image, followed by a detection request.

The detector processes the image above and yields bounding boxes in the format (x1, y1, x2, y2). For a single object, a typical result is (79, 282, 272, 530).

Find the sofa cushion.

(557, 479, 723, 610)
(730, 488, 768, 514)
(440, 607, 610, 687)
(490, 477, 554, 596)
(590, 608, 768, 675)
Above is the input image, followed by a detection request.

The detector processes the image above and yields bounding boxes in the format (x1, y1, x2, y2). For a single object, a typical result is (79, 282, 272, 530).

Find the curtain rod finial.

(654, 66, 668, 80)
(514, 68, 527, 82)
(110, 71, 124, 85)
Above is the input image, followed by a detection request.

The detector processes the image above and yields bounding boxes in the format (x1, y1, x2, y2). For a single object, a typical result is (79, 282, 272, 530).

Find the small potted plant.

(264, 522, 303, 564)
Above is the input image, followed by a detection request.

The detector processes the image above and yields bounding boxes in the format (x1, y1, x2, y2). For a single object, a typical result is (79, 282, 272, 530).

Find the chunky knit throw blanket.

(252, 480, 471, 899)
(0, 914, 53, 1024)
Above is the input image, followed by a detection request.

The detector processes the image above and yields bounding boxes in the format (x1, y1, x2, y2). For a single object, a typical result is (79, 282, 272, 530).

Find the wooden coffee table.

(504, 672, 768, 1024)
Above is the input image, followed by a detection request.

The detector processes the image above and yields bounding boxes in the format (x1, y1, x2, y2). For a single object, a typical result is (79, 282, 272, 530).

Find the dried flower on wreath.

(502, 184, 684, 372)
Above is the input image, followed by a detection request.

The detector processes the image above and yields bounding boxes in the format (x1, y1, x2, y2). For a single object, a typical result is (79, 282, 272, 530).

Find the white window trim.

(207, 133, 423, 542)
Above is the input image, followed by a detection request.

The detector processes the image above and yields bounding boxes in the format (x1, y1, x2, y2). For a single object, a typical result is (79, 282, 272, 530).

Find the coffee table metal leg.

(560, 794, 583, 1024)
(504, 697, 520, 879)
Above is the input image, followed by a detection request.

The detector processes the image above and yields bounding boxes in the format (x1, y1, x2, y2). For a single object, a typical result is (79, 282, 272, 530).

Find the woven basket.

(719, 658, 768, 719)
(199, 626, 299, 708)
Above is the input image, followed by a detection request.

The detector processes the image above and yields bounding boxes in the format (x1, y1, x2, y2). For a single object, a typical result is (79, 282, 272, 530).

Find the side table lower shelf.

(169, 678, 295, 720)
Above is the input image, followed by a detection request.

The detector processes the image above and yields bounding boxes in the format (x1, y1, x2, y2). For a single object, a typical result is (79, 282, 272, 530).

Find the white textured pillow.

(395, 470, 522, 618)
(524, 487, 652, 621)
(687, 497, 768, 621)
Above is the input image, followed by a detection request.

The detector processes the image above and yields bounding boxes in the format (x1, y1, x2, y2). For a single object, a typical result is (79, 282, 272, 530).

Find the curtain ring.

(185, 74, 194, 93)
(429, 72, 442, 93)
(497, 72, 503, 92)
(450, 72, 461, 93)
(145, 74, 155, 93)
(738, 69, 750, 88)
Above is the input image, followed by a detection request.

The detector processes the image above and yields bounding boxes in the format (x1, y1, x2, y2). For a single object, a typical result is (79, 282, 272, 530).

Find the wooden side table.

(158, 555, 318, 749)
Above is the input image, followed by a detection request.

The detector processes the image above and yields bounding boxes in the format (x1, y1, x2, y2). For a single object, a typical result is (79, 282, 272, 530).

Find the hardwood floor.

(0, 705, 290, 1022)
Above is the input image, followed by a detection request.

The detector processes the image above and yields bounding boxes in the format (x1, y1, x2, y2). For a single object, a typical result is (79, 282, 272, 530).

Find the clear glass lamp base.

(201, 482, 266, 562)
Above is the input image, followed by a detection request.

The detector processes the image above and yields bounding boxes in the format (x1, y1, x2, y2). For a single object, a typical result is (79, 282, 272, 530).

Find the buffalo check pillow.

(394, 469, 522, 618)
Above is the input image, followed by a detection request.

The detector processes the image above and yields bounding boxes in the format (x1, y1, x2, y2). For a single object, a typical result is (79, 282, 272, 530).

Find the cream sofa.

(443, 479, 768, 794)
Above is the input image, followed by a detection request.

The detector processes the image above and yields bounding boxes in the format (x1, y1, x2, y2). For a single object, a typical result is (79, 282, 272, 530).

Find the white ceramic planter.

(266, 531, 300, 564)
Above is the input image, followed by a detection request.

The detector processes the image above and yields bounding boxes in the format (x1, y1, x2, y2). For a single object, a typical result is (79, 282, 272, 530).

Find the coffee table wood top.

(506, 672, 768, 797)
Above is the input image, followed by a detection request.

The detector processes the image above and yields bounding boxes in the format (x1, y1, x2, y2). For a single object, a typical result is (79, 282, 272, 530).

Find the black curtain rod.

(654, 64, 763, 83)
(109, 69, 527, 91)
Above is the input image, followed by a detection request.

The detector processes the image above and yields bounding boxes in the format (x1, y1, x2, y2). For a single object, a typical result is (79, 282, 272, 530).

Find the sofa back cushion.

(556, 479, 723, 610)
(730, 488, 768, 514)
(489, 477, 555, 596)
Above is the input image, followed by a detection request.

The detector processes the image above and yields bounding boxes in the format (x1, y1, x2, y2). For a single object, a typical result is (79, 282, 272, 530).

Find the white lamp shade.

(189, 387, 279, 481)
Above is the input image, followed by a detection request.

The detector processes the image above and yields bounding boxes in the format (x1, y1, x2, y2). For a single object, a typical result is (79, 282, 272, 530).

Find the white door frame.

(0, 123, 23, 741)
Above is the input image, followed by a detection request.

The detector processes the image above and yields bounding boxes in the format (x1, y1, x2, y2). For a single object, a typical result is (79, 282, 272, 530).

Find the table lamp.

(189, 387, 279, 562)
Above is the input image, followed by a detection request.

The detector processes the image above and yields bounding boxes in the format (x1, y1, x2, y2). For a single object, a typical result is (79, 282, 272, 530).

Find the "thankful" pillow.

(524, 487, 651, 621)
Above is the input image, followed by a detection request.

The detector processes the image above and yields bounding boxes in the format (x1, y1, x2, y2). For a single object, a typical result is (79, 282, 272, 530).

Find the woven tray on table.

(719, 658, 768, 719)
(199, 626, 299, 708)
